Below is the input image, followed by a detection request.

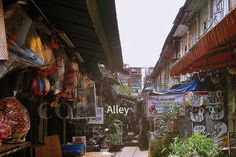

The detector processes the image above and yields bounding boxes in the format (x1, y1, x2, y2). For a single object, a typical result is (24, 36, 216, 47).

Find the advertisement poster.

(88, 107, 104, 124)
(185, 91, 227, 141)
(146, 94, 185, 117)
(71, 81, 97, 119)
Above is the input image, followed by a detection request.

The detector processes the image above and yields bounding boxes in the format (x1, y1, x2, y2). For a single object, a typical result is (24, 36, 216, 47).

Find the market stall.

(0, 0, 123, 156)
(146, 79, 228, 156)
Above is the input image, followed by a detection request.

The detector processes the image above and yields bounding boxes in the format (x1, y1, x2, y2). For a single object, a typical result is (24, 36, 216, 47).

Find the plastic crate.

(61, 144, 85, 156)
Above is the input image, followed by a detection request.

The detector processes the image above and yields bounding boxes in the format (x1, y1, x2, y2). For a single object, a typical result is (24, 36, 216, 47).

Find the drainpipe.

(0, 0, 8, 60)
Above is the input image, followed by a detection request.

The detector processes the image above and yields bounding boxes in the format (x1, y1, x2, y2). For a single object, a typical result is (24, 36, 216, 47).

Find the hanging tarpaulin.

(158, 80, 200, 95)
(146, 94, 185, 117)
(0, 0, 8, 60)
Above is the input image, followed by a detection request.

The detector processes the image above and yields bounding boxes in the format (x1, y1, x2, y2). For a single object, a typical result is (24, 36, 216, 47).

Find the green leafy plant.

(148, 138, 163, 157)
(169, 133, 222, 157)
(104, 104, 123, 145)
(154, 103, 180, 137)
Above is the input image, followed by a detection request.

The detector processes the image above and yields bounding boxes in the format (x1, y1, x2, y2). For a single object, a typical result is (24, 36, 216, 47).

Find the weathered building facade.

(145, 0, 236, 131)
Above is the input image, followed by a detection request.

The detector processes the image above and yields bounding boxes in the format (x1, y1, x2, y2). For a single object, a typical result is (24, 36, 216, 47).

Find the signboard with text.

(88, 107, 104, 124)
(146, 94, 185, 117)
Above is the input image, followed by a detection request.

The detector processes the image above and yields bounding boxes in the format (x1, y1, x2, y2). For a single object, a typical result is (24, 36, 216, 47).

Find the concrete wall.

(227, 75, 236, 132)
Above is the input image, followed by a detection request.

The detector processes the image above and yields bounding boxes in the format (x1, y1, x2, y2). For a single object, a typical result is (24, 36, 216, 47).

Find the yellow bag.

(30, 36, 55, 65)
(29, 36, 44, 62)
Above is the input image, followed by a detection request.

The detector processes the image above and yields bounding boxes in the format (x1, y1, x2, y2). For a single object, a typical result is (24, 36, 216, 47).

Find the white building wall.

(231, 0, 236, 9)
(153, 0, 236, 92)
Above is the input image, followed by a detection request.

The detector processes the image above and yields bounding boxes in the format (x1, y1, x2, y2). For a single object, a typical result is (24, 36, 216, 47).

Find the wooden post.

(63, 119, 67, 144)
(0, 0, 8, 60)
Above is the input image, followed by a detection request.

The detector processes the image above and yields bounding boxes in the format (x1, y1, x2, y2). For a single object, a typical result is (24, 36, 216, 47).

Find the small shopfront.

(0, 0, 123, 156)
(145, 75, 234, 156)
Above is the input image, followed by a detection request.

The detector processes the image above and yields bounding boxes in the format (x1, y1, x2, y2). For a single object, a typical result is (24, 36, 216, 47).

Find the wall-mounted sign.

(208, 105, 224, 120)
(212, 122, 227, 138)
(146, 94, 185, 117)
(193, 125, 206, 133)
(88, 107, 104, 124)
(185, 92, 207, 107)
(190, 107, 205, 122)
(71, 81, 97, 119)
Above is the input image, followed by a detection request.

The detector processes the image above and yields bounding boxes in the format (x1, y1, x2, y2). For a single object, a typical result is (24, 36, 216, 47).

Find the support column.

(0, 0, 8, 60)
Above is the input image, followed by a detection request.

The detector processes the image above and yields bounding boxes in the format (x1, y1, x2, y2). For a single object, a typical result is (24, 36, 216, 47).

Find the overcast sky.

(115, 0, 185, 67)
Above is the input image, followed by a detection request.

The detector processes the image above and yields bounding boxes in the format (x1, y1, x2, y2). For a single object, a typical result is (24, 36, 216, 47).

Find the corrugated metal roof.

(35, 0, 123, 71)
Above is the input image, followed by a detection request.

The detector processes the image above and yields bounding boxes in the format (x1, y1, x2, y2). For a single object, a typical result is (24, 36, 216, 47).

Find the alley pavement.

(83, 151, 115, 157)
(114, 147, 148, 157)
(83, 147, 148, 157)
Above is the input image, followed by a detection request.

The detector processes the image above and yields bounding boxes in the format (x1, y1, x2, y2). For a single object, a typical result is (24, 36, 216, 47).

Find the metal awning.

(34, 0, 123, 71)
(170, 8, 236, 76)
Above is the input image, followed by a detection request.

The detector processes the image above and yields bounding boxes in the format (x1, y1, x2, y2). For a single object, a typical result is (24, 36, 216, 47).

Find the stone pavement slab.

(83, 147, 148, 157)
(114, 147, 148, 157)
(83, 152, 114, 157)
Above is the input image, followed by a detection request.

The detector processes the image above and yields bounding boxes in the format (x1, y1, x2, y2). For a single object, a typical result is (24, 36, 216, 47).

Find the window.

(216, 0, 223, 12)
(203, 21, 207, 31)
(185, 45, 187, 52)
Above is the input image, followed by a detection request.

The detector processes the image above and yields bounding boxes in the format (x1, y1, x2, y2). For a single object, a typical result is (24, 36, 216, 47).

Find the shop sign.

(193, 125, 206, 133)
(71, 81, 97, 119)
(87, 107, 104, 124)
(206, 90, 223, 106)
(146, 94, 185, 116)
(208, 105, 224, 120)
(212, 122, 227, 138)
(185, 91, 223, 107)
(185, 91, 208, 107)
(190, 107, 205, 122)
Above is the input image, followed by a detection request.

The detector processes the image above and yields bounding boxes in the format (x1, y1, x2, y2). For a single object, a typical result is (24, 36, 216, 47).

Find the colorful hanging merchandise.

(29, 36, 55, 65)
(0, 97, 30, 143)
(50, 31, 59, 50)
(8, 37, 44, 65)
(32, 77, 51, 95)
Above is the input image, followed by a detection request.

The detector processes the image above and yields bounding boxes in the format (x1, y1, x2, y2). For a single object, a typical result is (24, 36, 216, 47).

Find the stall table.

(0, 142, 32, 157)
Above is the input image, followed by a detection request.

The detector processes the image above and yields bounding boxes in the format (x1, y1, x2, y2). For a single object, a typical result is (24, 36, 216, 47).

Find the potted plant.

(104, 105, 123, 152)
(107, 119, 123, 152)
(169, 133, 222, 157)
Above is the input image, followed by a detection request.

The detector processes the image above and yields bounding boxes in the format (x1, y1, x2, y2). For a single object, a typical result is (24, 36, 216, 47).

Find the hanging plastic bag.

(29, 36, 45, 63)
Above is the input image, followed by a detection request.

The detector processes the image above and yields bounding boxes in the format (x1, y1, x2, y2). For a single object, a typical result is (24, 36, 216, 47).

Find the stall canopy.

(33, 0, 123, 71)
(170, 8, 236, 76)
(153, 80, 200, 95)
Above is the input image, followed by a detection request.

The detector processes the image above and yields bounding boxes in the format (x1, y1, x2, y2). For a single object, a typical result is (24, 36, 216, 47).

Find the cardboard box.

(35, 145, 50, 157)
(44, 135, 62, 157)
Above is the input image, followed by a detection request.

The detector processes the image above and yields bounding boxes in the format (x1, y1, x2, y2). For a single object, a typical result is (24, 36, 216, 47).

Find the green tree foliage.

(113, 85, 132, 96)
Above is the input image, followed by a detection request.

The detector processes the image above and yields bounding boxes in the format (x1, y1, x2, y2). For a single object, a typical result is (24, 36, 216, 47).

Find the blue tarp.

(157, 80, 200, 94)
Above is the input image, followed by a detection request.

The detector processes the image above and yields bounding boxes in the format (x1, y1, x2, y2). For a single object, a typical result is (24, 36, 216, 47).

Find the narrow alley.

(0, 0, 236, 157)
